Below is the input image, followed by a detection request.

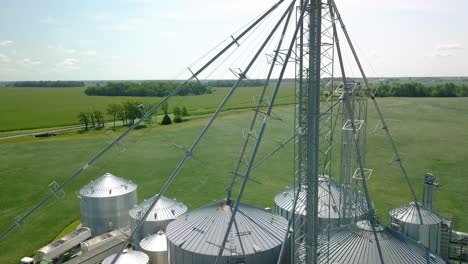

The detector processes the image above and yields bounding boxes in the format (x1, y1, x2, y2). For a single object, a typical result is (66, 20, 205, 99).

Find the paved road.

(0, 125, 85, 140)
(0, 121, 124, 140)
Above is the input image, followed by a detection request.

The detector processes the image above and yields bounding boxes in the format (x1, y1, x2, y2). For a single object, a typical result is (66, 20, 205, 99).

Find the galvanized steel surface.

(130, 194, 187, 243)
(140, 231, 169, 264)
(390, 202, 443, 225)
(390, 202, 442, 254)
(166, 200, 288, 263)
(79, 173, 137, 235)
(130, 195, 187, 222)
(79, 173, 137, 198)
(102, 250, 149, 264)
(274, 175, 367, 222)
(317, 220, 446, 264)
(35, 227, 91, 261)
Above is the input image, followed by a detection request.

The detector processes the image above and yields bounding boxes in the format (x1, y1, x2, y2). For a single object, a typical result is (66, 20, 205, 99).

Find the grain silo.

(79, 172, 137, 235)
(390, 202, 443, 254)
(140, 231, 169, 264)
(129, 194, 188, 244)
(166, 200, 288, 264)
(102, 249, 149, 264)
(316, 220, 446, 263)
(274, 175, 366, 229)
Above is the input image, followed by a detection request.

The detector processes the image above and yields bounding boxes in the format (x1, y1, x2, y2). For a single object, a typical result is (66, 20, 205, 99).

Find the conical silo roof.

(102, 249, 149, 264)
(316, 220, 446, 263)
(140, 230, 168, 252)
(166, 200, 288, 257)
(274, 175, 367, 219)
(129, 194, 187, 222)
(390, 202, 442, 225)
(79, 172, 137, 198)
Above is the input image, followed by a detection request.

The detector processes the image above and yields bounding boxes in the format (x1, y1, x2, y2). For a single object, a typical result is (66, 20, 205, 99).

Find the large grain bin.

(274, 175, 366, 229)
(140, 231, 169, 264)
(79, 172, 137, 235)
(166, 200, 288, 264)
(390, 202, 443, 254)
(129, 194, 187, 243)
(102, 249, 149, 264)
(316, 220, 446, 263)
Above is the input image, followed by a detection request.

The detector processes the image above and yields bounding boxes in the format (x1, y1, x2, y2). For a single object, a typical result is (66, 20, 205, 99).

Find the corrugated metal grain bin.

(79, 173, 137, 235)
(102, 249, 149, 264)
(166, 200, 288, 264)
(274, 175, 366, 229)
(129, 194, 187, 244)
(390, 202, 443, 254)
(140, 230, 169, 264)
(316, 220, 446, 263)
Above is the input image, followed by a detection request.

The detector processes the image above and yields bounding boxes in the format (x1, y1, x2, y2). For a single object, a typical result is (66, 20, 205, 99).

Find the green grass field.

(0, 97, 467, 263)
(0, 86, 295, 132)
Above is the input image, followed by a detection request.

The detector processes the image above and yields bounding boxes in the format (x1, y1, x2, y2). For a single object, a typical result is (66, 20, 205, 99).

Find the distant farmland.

(0, 86, 295, 132)
(0, 97, 467, 263)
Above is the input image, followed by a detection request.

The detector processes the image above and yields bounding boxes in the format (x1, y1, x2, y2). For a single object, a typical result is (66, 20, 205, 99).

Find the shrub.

(173, 115, 183, 123)
(161, 114, 172, 125)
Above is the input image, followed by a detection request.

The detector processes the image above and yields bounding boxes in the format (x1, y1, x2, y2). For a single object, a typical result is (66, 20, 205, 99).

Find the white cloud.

(20, 58, 41, 66)
(0, 40, 13, 47)
(0, 53, 10, 63)
(432, 43, 464, 57)
(82, 50, 97, 56)
(56, 58, 79, 68)
(436, 43, 463, 51)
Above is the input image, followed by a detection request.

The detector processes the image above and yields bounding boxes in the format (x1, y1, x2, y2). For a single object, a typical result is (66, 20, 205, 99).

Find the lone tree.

(78, 112, 90, 130)
(160, 102, 172, 125)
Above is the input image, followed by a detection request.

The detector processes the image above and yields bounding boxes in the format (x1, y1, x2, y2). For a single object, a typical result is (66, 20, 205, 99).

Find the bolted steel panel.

(140, 230, 169, 264)
(79, 173, 137, 235)
(316, 220, 446, 263)
(129, 194, 188, 244)
(274, 175, 367, 228)
(166, 200, 288, 264)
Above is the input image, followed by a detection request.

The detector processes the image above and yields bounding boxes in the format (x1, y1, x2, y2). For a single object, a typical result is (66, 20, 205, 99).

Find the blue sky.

(0, 0, 467, 81)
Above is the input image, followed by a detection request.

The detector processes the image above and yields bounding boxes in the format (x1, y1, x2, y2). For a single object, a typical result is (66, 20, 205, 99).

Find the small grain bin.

(140, 230, 169, 264)
(129, 194, 187, 243)
(79, 173, 137, 235)
(102, 249, 149, 264)
(390, 202, 443, 254)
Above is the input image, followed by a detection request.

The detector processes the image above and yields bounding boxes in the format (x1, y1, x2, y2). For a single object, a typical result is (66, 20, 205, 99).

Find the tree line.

(206, 79, 265, 87)
(84, 82, 212, 97)
(77, 101, 189, 130)
(11, 81, 85, 87)
(374, 82, 468, 97)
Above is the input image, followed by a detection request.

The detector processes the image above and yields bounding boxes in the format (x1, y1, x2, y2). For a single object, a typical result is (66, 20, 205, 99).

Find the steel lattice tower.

(292, 0, 327, 263)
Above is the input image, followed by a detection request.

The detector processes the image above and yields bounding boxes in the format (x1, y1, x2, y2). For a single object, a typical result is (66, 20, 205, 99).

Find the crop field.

(0, 97, 467, 263)
(0, 86, 295, 132)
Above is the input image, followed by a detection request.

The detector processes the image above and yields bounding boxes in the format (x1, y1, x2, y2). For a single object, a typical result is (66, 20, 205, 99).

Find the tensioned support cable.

(330, 0, 425, 226)
(108, 1, 294, 264)
(331, 3, 385, 263)
(226, 0, 297, 202)
(216, 1, 307, 262)
(0, 0, 285, 243)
